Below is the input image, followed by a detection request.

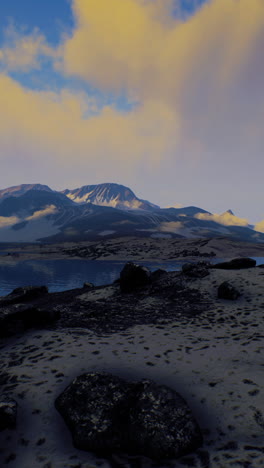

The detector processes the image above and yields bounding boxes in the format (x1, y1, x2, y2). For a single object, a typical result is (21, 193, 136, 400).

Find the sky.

(0, 0, 263, 223)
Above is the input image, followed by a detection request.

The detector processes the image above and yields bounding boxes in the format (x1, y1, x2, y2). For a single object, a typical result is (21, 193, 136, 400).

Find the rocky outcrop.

(182, 262, 210, 278)
(55, 372, 202, 460)
(213, 258, 256, 270)
(0, 396, 17, 431)
(0, 286, 48, 307)
(218, 281, 241, 300)
(120, 262, 151, 292)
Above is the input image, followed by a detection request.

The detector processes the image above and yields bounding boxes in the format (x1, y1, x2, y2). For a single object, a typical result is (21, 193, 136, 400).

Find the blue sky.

(0, 0, 263, 225)
(0, 0, 74, 45)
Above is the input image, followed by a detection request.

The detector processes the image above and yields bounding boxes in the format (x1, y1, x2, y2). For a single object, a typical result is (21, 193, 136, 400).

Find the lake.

(0, 257, 264, 296)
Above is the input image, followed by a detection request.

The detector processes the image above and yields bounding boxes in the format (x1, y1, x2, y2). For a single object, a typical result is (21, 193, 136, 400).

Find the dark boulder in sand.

(182, 262, 210, 278)
(218, 281, 241, 300)
(0, 396, 17, 431)
(120, 262, 151, 292)
(55, 372, 202, 460)
(0, 285, 48, 306)
(213, 258, 256, 270)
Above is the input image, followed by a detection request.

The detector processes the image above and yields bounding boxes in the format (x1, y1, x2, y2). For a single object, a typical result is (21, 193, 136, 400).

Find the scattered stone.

(120, 262, 151, 293)
(83, 282, 94, 289)
(218, 282, 241, 300)
(213, 258, 256, 270)
(55, 372, 202, 460)
(0, 396, 17, 431)
(182, 262, 210, 278)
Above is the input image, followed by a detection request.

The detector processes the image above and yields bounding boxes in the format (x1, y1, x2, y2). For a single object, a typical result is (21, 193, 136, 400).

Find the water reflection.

(0, 257, 263, 296)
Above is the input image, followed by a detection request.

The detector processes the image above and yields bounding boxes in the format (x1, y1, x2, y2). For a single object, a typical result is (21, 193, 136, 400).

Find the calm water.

(0, 257, 263, 296)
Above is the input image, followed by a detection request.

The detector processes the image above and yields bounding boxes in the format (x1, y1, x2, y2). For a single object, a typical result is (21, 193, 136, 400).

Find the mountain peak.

(61, 183, 159, 211)
(223, 209, 235, 216)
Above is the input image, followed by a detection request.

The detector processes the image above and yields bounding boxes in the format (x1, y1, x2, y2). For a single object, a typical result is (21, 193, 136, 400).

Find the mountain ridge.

(0, 182, 263, 243)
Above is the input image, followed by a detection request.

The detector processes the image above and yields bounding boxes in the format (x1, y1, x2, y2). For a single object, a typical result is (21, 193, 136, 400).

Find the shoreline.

(1, 236, 264, 263)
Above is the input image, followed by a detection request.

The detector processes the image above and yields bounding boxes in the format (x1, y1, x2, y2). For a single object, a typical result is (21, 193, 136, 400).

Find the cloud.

(165, 203, 184, 208)
(26, 205, 58, 221)
(0, 25, 57, 72)
(62, 0, 264, 100)
(0, 216, 19, 227)
(195, 211, 249, 227)
(0, 0, 264, 218)
(159, 221, 184, 232)
(254, 221, 264, 233)
(0, 73, 179, 181)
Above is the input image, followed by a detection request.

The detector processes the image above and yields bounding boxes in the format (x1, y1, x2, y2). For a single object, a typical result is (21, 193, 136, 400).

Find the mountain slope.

(61, 183, 159, 211)
(0, 190, 74, 217)
(0, 184, 53, 201)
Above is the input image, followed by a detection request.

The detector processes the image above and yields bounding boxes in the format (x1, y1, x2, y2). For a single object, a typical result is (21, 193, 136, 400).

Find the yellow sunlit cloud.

(62, 0, 264, 101)
(159, 221, 184, 232)
(0, 216, 19, 227)
(195, 212, 249, 227)
(254, 221, 264, 234)
(26, 205, 58, 221)
(0, 73, 179, 174)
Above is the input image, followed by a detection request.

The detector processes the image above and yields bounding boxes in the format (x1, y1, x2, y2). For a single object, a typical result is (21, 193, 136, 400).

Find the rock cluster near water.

(0, 258, 258, 338)
(182, 261, 210, 278)
(213, 257, 256, 270)
(0, 286, 60, 337)
(55, 372, 203, 460)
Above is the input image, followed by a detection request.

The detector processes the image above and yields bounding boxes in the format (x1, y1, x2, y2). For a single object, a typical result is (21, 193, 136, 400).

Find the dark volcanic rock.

(0, 268, 211, 336)
(55, 372, 202, 460)
(213, 258, 256, 270)
(218, 281, 241, 300)
(150, 268, 168, 281)
(182, 262, 210, 278)
(120, 262, 151, 292)
(0, 304, 60, 337)
(0, 285, 48, 306)
(0, 396, 17, 431)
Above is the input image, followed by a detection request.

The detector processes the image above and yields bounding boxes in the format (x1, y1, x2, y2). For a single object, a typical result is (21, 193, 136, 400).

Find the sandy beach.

(0, 260, 263, 467)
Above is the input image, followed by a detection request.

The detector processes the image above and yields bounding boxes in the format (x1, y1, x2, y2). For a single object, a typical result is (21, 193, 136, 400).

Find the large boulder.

(218, 281, 241, 300)
(55, 372, 202, 460)
(213, 258, 256, 270)
(0, 285, 48, 306)
(182, 262, 210, 278)
(0, 396, 17, 431)
(120, 262, 151, 293)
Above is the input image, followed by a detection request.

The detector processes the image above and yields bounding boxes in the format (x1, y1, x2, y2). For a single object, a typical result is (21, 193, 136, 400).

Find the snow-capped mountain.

(61, 183, 159, 211)
(0, 182, 263, 243)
